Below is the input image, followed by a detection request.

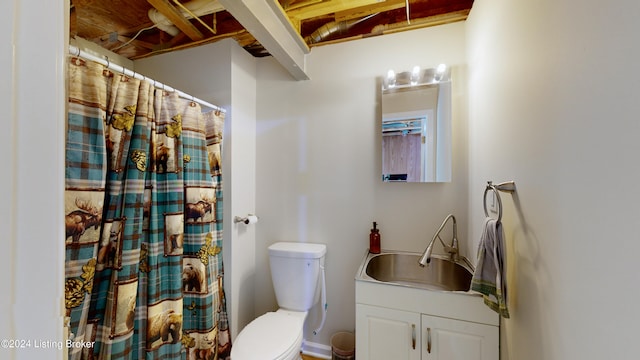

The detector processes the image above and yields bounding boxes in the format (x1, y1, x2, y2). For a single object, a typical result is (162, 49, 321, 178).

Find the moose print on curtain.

(64, 56, 230, 360)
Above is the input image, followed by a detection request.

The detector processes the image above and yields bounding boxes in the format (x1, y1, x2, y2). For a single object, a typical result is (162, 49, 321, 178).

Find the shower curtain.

(64, 56, 231, 360)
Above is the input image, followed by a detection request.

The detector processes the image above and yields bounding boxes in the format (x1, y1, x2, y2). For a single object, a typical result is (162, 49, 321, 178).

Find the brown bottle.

(369, 221, 381, 254)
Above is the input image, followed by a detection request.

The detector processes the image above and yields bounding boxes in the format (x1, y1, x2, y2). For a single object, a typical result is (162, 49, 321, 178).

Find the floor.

(301, 354, 323, 360)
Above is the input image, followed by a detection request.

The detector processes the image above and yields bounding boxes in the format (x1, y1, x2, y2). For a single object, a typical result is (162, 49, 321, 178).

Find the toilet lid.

(233, 312, 304, 360)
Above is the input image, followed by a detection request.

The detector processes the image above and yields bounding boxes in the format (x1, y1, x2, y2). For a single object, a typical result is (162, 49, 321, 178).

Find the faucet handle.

(444, 245, 459, 262)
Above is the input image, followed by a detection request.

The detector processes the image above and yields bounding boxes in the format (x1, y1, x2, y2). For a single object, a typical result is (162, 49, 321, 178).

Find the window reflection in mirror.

(381, 66, 452, 183)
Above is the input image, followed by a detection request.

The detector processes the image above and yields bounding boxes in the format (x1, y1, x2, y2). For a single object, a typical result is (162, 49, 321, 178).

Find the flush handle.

(411, 324, 416, 350)
(427, 327, 432, 353)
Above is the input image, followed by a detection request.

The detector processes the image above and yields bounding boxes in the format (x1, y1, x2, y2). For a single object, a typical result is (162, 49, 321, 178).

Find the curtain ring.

(104, 56, 110, 69)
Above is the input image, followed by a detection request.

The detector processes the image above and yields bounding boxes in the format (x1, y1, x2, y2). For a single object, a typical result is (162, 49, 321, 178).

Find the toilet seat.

(231, 310, 306, 360)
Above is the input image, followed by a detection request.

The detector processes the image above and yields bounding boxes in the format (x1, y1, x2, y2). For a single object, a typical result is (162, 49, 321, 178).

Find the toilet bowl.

(230, 242, 327, 360)
(231, 310, 306, 360)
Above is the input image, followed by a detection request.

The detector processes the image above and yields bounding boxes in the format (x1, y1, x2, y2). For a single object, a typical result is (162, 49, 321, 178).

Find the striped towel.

(471, 218, 510, 318)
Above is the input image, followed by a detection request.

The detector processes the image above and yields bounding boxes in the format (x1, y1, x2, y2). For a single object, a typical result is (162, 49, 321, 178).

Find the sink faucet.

(418, 214, 458, 267)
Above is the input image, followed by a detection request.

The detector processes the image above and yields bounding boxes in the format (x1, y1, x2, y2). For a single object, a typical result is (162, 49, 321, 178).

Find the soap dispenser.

(369, 222, 381, 254)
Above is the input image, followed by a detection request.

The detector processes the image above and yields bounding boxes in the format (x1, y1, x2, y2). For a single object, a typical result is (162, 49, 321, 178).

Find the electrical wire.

(406, 0, 411, 25)
(111, 24, 158, 52)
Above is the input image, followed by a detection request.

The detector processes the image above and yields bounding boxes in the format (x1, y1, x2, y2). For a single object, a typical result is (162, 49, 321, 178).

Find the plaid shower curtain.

(64, 56, 231, 360)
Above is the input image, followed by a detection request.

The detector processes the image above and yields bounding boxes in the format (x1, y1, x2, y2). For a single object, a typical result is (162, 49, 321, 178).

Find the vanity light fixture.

(382, 64, 449, 90)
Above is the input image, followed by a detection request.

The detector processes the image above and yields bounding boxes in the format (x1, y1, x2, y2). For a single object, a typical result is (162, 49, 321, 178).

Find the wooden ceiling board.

(75, 0, 154, 39)
(285, 0, 386, 20)
(333, 0, 406, 22)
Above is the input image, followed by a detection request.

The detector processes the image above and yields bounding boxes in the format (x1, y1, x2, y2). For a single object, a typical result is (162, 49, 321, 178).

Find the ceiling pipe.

(305, 13, 377, 44)
(148, 0, 224, 36)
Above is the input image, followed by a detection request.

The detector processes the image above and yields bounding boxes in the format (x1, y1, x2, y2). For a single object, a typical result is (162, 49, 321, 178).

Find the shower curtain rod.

(68, 45, 225, 113)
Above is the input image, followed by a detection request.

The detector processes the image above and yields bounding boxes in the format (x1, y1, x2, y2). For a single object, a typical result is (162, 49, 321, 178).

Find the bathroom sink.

(358, 252, 473, 292)
(356, 250, 498, 330)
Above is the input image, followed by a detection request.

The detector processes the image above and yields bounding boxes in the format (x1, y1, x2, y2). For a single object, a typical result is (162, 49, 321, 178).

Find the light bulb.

(387, 69, 396, 88)
(410, 66, 420, 85)
(435, 63, 447, 81)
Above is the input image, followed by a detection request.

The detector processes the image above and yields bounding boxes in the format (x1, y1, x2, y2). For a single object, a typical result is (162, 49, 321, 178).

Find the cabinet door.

(421, 314, 499, 360)
(356, 304, 421, 360)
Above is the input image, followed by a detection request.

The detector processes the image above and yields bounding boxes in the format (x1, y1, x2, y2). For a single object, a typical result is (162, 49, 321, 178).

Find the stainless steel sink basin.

(358, 252, 474, 292)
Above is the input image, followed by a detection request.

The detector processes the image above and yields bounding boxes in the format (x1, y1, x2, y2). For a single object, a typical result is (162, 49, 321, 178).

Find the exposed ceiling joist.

(334, 0, 406, 22)
(219, 0, 311, 80)
(147, 0, 204, 40)
(286, 0, 386, 20)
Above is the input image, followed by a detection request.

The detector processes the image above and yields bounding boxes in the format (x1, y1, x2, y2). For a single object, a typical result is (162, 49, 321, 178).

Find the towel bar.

(483, 181, 516, 222)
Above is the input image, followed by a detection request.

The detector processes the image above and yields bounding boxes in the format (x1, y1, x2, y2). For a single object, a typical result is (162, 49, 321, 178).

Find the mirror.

(381, 65, 452, 182)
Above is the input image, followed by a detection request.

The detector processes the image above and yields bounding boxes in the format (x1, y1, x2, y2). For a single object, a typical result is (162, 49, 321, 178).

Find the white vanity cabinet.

(421, 314, 499, 359)
(356, 304, 421, 360)
(355, 278, 499, 360)
(356, 303, 498, 360)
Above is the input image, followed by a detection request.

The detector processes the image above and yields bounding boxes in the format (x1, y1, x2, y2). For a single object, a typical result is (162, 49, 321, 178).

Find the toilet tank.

(268, 242, 327, 312)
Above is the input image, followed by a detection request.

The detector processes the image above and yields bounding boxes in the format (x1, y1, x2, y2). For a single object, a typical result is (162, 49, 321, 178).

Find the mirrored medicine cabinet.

(381, 65, 452, 183)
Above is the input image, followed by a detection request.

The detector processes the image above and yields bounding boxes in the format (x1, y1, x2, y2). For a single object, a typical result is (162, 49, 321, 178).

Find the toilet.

(231, 242, 327, 360)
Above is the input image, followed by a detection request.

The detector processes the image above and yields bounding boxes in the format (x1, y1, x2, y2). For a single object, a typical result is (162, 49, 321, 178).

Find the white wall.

(135, 39, 258, 340)
(466, 0, 640, 359)
(0, 2, 16, 344)
(254, 22, 468, 351)
(1, 0, 66, 359)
